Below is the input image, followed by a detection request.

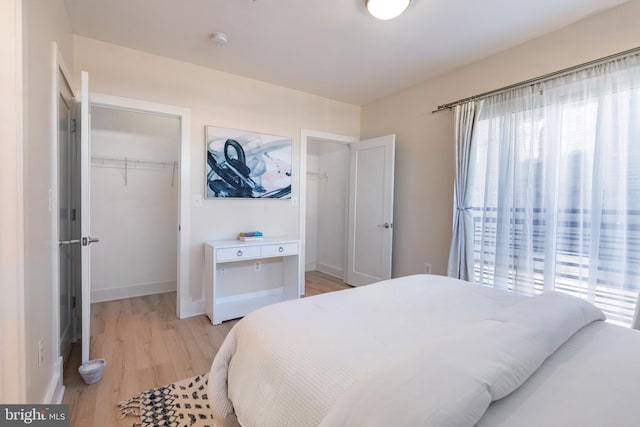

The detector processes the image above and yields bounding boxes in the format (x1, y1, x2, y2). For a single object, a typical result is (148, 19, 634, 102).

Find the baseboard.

(316, 263, 344, 280)
(91, 281, 176, 303)
(179, 297, 205, 319)
(52, 384, 65, 405)
(305, 261, 317, 272)
(43, 357, 65, 404)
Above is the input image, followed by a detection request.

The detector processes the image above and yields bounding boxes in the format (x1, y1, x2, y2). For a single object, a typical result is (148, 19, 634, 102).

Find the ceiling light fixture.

(211, 33, 229, 47)
(365, 0, 411, 20)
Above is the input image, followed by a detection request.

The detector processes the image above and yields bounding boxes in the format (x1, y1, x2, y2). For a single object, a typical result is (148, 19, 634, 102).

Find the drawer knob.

(237, 250, 243, 256)
(278, 246, 284, 253)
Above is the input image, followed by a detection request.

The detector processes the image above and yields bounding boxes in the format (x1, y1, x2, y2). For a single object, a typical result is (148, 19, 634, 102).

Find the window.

(466, 55, 640, 327)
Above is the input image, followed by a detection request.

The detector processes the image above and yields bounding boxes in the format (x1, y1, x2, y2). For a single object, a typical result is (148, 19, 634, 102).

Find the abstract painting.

(205, 126, 292, 198)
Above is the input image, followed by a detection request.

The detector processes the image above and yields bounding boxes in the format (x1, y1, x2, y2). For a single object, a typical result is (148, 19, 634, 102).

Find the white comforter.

(208, 275, 604, 427)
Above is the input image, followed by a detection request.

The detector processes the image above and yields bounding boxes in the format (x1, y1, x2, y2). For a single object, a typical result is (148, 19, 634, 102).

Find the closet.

(305, 139, 350, 279)
(90, 106, 180, 303)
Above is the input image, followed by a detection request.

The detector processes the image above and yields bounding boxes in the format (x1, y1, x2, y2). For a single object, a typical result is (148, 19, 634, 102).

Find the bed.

(207, 274, 640, 427)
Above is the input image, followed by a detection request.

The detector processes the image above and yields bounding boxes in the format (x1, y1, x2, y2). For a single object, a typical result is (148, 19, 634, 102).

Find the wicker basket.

(78, 359, 106, 384)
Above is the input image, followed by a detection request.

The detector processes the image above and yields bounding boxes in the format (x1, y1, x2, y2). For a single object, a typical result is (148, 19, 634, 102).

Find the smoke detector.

(211, 33, 229, 47)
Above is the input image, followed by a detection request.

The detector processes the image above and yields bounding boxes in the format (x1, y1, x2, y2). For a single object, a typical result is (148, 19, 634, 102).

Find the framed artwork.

(205, 126, 292, 199)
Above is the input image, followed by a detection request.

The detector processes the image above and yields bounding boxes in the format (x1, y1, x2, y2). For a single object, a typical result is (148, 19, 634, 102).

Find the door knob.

(82, 236, 100, 246)
(377, 223, 392, 229)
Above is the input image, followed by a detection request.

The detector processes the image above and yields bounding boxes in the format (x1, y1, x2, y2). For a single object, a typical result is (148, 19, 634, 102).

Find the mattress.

(208, 274, 640, 426)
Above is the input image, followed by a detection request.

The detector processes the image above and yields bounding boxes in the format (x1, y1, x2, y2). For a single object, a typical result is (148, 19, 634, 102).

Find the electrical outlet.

(38, 338, 44, 367)
(424, 263, 432, 274)
(254, 261, 261, 272)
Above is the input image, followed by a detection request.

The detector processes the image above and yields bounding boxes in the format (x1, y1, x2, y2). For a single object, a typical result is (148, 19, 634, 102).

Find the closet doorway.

(305, 138, 351, 280)
(89, 106, 180, 304)
(300, 130, 395, 293)
(67, 84, 191, 369)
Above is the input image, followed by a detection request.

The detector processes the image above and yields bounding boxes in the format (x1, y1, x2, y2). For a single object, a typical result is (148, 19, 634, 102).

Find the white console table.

(204, 238, 301, 325)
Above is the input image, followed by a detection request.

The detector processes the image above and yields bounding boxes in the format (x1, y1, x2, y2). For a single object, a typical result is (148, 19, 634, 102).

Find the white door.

(79, 71, 99, 363)
(346, 135, 395, 286)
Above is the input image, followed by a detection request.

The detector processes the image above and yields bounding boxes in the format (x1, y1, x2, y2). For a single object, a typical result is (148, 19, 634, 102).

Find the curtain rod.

(432, 46, 640, 113)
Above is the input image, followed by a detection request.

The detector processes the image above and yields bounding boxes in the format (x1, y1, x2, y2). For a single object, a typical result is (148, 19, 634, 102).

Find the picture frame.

(205, 126, 292, 199)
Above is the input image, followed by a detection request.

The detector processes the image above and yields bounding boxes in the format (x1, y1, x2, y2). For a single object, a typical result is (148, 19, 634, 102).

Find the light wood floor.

(62, 271, 350, 427)
(303, 270, 351, 296)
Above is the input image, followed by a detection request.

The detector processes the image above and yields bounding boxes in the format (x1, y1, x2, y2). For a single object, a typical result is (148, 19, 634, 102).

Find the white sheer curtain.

(447, 102, 478, 280)
(464, 53, 640, 327)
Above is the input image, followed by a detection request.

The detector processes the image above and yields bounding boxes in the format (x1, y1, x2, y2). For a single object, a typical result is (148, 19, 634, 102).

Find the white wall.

(0, 0, 26, 404)
(361, 0, 640, 278)
(90, 107, 180, 302)
(73, 36, 361, 301)
(21, 0, 74, 403)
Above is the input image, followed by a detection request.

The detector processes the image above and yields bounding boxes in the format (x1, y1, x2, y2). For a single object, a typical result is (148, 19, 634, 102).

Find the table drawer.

(217, 245, 261, 261)
(261, 242, 298, 257)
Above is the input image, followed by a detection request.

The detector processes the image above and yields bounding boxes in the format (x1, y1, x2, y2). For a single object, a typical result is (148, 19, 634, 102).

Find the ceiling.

(63, 0, 628, 105)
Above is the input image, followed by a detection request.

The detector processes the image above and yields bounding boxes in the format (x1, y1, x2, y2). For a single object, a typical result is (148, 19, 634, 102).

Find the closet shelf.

(91, 156, 179, 170)
(91, 156, 180, 186)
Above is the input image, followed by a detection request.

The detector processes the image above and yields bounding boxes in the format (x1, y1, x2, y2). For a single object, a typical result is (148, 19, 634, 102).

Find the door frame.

(89, 93, 192, 319)
(299, 130, 358, 294)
